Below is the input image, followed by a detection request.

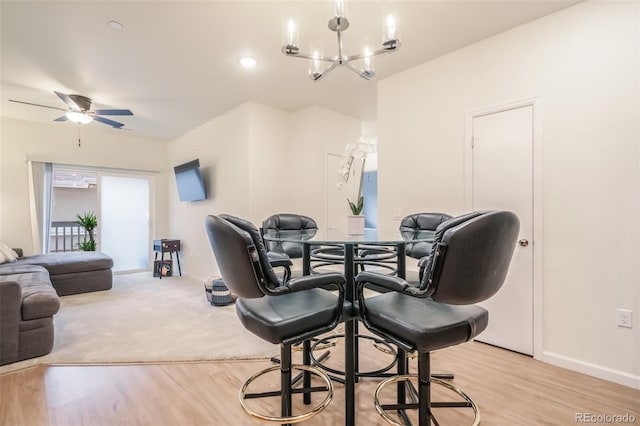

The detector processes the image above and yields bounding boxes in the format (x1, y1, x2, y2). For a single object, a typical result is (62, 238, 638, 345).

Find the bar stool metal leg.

(281, 346, 292, 426)
(418, 351, 431, 426)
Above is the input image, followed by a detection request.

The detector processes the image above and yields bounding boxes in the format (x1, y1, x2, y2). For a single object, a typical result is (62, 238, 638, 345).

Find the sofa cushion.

(0, 263, 47, 278)
(13, 252, 113, 275)
(19, 316, 53, 332)
(0, 264, 60, 320)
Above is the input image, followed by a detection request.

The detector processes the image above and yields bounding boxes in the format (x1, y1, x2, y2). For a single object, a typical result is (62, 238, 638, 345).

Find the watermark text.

(576, 413, 636, 423)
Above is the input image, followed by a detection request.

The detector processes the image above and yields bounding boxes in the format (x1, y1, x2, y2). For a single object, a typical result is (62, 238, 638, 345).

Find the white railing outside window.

(49, 221, 91, 253)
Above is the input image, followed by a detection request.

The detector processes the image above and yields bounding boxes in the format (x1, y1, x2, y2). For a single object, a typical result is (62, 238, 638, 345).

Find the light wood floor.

(1, 341, 638, 426)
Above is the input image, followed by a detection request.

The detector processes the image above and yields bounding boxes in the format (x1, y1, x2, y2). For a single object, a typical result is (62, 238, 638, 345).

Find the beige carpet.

(0, 272, 279, 374)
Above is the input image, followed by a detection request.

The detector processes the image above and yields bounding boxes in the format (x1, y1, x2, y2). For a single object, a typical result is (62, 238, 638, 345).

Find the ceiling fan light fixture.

(66, 111, 94, 124)
(10, 91, 132, 129)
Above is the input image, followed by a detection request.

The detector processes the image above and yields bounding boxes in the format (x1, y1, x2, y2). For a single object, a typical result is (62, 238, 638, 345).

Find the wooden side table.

(153, 239, 182, 279)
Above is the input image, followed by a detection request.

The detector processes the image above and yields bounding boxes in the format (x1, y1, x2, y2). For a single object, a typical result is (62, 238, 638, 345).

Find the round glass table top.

(263, 228, 435, 245)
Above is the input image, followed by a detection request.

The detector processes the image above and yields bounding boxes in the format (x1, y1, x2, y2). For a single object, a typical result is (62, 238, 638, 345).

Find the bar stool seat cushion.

(236, 288, 345, 345)
(363, 292, 488, 353)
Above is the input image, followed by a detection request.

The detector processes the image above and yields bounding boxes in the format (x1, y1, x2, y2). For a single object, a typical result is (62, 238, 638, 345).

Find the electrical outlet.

(616, 309, 632, 328)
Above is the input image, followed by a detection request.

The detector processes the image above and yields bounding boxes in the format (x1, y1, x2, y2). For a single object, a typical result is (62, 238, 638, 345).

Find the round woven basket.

(204, 277, 235, 306)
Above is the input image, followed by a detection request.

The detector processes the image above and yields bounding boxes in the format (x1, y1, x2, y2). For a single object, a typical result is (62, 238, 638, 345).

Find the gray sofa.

(13, 251, 114, 296)
(0, 250, 113, 366)
(0, 263, 60, 365)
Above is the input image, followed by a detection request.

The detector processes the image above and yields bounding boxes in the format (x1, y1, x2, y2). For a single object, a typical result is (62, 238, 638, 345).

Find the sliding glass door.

(48, 165, 154, 272)
(100, 174, 151, 272)
(49, 166, 98, 253)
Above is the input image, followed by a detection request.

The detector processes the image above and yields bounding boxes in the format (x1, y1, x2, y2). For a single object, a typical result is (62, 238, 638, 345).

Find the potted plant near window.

(76, 211, 97, 251)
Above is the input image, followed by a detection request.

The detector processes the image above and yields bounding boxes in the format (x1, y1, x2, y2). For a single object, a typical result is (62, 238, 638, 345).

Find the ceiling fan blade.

(94, 109, 133, 116)
(9, 99, 67, 112)
(54, 116, 68, 122)
(94, 115, 124, 128)
(54, 91, 81, 111)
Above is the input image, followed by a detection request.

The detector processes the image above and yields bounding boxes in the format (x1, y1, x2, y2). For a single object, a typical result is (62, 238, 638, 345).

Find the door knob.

(518, 239, 529, 247)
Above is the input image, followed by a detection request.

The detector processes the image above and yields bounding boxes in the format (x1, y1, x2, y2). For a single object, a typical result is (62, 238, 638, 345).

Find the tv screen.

(174, 159, 207, 202)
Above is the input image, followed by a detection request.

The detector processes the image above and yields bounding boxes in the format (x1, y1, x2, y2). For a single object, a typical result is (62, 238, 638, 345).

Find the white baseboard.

(543, 351, 640, 390)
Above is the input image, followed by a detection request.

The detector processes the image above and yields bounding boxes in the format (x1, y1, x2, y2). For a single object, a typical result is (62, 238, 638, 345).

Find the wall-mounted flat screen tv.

(174, 159, 207, 202)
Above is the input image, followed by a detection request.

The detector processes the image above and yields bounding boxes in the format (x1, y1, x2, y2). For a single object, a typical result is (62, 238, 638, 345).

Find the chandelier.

(281, 0, 401, 81)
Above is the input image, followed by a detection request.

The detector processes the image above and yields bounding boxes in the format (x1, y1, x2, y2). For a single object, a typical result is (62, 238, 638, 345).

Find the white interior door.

(472, 105, 534, 355)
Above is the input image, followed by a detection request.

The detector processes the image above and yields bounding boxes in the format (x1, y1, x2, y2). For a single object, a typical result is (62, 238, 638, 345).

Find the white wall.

(0, 117, 168, 255)
(166, 103, 252, 281)
(247, 102, 292, 224)
(167, 102, 361, 280)
(286, 106, 361, 224)
(51, 187, 98, 222)
(377, 1, 639, 387)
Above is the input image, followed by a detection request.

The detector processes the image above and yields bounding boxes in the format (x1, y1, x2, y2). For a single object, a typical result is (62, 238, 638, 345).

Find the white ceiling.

(1, 1, 578, 141)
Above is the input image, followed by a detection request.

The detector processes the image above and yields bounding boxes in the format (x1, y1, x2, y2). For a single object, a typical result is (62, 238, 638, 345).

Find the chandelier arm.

(345, 45, 401, 62)
(322, 62, 340, 78)
(343, 62, 373, 80)
(310, 66, 335, 82)
(283, 51, 336, 63)
(312, 62, 339, 81)
(345, 53, 367, 61)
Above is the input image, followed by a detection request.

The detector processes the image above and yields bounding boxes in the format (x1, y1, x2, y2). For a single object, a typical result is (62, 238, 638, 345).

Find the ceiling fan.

(9, 91, 133, 128)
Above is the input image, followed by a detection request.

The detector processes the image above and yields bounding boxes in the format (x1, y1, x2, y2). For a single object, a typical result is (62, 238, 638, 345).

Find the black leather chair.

(205, 214, 346, 424)
(400, 212, 453, 260)
(356, 210, 519, 425)
(262, 213, 318, 282)
(399, 212, 453, 283)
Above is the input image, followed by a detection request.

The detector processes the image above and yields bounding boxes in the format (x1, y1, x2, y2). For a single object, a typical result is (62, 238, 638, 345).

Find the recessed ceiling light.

(239, 57, 257, 69)
(109, 20, 123, 30)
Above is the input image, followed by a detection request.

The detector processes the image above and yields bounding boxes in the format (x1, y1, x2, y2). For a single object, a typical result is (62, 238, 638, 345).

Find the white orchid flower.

(335, 137, 375, 215)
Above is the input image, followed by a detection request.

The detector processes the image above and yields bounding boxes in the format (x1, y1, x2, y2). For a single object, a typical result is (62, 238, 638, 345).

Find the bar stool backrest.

(205, 214, 280, 298)
(262, 214, 318, 258)
(422, 210, 520, 305)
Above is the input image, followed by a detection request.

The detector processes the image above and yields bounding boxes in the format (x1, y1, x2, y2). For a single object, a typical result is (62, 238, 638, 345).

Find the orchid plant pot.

(347, 215, 365, 235)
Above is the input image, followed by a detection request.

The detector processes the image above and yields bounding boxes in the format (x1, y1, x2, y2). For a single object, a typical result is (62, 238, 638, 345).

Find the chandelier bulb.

(363, 47, 373, 74)
(309, 41, 324, 78)
(287, 19, 298, 48)
(334, 0, 346, 18)
(384, 14, 397, 43)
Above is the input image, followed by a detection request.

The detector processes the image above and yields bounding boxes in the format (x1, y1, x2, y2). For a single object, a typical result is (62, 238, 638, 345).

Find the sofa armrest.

(0, 281, 21, 365)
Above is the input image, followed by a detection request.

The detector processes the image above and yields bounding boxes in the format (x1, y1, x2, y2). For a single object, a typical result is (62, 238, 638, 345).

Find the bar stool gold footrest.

(239, 364, 334, 424)
(373, 342, 417, 359)
(310, 334, 398, 378)
(373, 375, 480, 426)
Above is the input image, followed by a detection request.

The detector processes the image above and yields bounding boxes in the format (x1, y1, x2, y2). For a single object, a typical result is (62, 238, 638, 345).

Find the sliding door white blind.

(100, 175, 150, 272)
